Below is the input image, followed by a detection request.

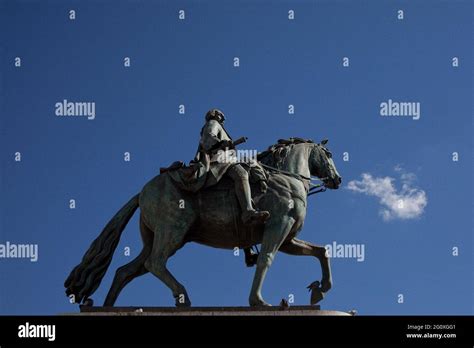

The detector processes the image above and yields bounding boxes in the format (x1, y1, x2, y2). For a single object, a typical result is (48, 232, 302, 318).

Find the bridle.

(256, 142, 334, 197)
(258, 162, 328, 197)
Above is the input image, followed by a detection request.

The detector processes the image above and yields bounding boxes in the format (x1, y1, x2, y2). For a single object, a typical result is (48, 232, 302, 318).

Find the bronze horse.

(65, 138, 341, 307)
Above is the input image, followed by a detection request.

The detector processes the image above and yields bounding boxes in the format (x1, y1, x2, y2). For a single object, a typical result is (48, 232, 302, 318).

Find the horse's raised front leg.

(249, 215, 295, 307)
(279, 238, 332, 293)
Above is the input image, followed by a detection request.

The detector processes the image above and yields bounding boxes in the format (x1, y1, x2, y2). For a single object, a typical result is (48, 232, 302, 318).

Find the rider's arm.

(200, 120, 222, 152)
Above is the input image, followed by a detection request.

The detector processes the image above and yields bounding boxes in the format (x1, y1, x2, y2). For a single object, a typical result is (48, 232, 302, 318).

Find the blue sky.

(1, 0, 472, 315)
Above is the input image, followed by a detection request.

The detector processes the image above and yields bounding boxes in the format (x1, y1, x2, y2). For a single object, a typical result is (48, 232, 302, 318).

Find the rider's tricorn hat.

(205, 108, 225, 122)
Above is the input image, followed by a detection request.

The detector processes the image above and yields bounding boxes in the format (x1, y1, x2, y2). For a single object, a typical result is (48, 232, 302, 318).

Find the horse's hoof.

(250, 302, 272, 308)
(309, 288, 325, 305)
(175, 295, 191, 307)
(83, 298, 94, 307)
(307, 279, 332, 293)
(307, 281, 325, 305)
(176, 302, 191, 308)
(249, 297, 272, 307)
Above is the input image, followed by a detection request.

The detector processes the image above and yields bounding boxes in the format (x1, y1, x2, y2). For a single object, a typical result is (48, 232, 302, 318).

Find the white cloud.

(346, 170, 427, 221)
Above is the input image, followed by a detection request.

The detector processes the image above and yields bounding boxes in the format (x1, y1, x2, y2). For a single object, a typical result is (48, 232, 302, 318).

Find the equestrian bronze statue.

(65, 109, 342, 308)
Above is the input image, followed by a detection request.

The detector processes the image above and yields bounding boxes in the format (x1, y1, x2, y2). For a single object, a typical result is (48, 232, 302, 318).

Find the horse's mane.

(257, 137, 315, 167)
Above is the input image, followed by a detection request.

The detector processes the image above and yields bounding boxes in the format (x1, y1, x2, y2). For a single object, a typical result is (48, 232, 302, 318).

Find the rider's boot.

(234, 175, 270, 225)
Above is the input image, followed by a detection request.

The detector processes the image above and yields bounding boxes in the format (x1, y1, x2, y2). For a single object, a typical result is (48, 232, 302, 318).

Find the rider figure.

(195, 109, 270, 226)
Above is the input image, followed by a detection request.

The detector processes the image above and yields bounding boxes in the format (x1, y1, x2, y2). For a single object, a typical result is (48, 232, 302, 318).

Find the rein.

(258, 162, 328, 196)
(308, 183, 327, 196)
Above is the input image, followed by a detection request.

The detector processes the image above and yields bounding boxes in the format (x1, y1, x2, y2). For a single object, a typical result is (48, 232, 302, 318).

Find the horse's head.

(309, 139, 342, 189)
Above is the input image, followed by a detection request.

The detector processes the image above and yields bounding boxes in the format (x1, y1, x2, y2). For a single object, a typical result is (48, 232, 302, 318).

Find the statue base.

(73, 305, 353, 316)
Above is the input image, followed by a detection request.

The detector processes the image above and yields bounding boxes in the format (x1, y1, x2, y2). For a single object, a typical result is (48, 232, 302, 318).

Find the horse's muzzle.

(325, 175, 342, 189)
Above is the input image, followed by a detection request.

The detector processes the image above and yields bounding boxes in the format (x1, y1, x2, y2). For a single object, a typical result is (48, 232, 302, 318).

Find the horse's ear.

(321, 139, 328, 145)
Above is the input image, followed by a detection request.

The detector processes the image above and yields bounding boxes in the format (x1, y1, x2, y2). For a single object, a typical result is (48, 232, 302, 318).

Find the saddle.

(160, 158, 268, 193)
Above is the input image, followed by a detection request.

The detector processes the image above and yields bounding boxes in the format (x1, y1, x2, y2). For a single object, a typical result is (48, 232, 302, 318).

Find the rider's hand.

(221, 140, 233, 149)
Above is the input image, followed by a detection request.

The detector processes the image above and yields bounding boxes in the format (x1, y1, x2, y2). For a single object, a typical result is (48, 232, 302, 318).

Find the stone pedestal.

(69, 305, 353, 316)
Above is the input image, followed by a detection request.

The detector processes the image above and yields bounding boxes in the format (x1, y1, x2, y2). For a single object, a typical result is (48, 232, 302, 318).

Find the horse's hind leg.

(103, 217, 152, 306)
(144, 224, 191, 307)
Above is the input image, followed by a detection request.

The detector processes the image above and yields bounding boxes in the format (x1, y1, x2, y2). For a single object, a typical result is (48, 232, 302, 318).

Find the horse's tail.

(64, 194, 140, 304)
